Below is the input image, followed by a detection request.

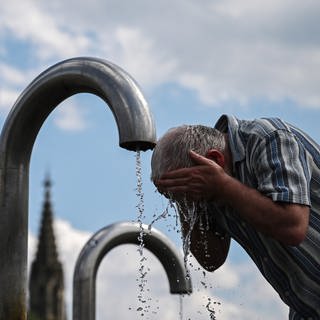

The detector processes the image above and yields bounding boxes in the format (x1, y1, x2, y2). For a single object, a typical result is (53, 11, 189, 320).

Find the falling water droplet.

(206, 297, 217, 320)
(179, 295, 184, 320)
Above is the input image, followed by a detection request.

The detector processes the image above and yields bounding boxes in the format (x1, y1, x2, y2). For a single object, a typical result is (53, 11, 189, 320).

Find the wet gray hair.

(151, 125, 225, 181)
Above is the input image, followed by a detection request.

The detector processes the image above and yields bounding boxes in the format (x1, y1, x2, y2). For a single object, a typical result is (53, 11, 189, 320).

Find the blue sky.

(1, 1, 320, 319)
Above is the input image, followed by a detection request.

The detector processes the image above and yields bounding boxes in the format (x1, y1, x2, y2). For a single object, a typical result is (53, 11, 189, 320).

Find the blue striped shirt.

(212, 115, 320, 319)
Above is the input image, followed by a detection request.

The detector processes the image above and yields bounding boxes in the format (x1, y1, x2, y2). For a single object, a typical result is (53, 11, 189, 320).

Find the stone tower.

(29, 177, 67, 320)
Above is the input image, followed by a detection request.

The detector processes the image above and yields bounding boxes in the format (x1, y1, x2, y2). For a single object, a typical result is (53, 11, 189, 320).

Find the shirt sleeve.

(250, 130, 311, 205)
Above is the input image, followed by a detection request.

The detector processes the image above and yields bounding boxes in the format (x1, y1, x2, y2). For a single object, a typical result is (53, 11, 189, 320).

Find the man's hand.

(155, 150, 228, 202)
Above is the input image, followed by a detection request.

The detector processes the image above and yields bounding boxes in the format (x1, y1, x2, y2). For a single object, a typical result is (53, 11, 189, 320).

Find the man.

(151, 115, 320, 319)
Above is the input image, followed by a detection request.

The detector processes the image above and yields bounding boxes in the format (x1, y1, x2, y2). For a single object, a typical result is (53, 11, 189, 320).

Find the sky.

(1, 0, 320, 319)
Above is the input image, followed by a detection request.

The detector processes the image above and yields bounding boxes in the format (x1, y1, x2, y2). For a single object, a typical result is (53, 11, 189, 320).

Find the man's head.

(151, 124, 226, 183)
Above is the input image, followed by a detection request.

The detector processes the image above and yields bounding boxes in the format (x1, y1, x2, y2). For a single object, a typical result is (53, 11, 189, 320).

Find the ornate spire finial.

(44, 175, 51, 188)
(44, 173, 52, 202)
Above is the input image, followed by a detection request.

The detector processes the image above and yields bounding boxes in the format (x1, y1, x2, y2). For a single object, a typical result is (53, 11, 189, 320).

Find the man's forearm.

(220, 175, 309, 245)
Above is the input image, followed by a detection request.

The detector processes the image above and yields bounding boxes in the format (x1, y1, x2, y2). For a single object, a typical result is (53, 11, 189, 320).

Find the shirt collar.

(214, 114, 246, 164)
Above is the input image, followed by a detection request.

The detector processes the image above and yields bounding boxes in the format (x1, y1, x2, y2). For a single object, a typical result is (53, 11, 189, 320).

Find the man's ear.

(205, 149, 225, 167)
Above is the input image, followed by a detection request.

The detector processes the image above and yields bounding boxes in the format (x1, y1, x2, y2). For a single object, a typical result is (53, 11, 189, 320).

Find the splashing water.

(148, 198, 177, 230)
(190, 204, 222, 319)
(206, 297, 216, 320)
(180, 202, 199, 280)
(150, 197, 224, 319)
(149, 197, 198, 280)
(199, 270, 221, 319)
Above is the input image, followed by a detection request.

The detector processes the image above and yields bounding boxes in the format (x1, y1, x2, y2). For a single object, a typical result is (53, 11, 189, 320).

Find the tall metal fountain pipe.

(0, 57, 156, 320)
(73, 222, 192, 320)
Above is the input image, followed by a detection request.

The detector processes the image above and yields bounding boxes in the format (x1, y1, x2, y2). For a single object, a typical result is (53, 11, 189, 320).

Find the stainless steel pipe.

(0, 57, 157, 319)
(73, 222, 192, 320)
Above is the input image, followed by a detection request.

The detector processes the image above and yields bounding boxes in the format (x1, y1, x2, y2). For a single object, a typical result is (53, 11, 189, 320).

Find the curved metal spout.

(0, 57, 156, 319)
(73, 222, 192, 320)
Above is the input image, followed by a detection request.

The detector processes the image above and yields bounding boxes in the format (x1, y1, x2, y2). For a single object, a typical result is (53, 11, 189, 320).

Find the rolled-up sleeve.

(250, 130, 311, 205)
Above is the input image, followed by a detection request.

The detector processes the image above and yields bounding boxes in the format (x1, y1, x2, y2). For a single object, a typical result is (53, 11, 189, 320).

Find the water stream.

(179, 295, 184, 320)
(149, 198, 223, 319)
(135, 150, 149, 317)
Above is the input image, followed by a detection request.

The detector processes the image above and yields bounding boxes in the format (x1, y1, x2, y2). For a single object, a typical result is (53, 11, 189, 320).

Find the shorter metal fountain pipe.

(73, 222, 192, 320)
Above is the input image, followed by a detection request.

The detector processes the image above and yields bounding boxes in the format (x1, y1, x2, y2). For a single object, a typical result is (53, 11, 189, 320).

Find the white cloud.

(0, 61, 88, 130)
(28, 218, 288, 320)
(0, 63, 36, 113)
(0, 63, 27, 86)
(0, 70, 89, 133)
(105, 26, 177, 88)
(0, 1, 90, 60)
(2, 0, 320, 109)
(28, 232, 38, 267)
(53, 100, 89, 132)
(0, 87, 20, 112)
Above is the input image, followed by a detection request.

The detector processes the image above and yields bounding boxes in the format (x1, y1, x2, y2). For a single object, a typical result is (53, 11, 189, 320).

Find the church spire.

(29, 175, 67, 320)
(35, 175, 59, 264)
